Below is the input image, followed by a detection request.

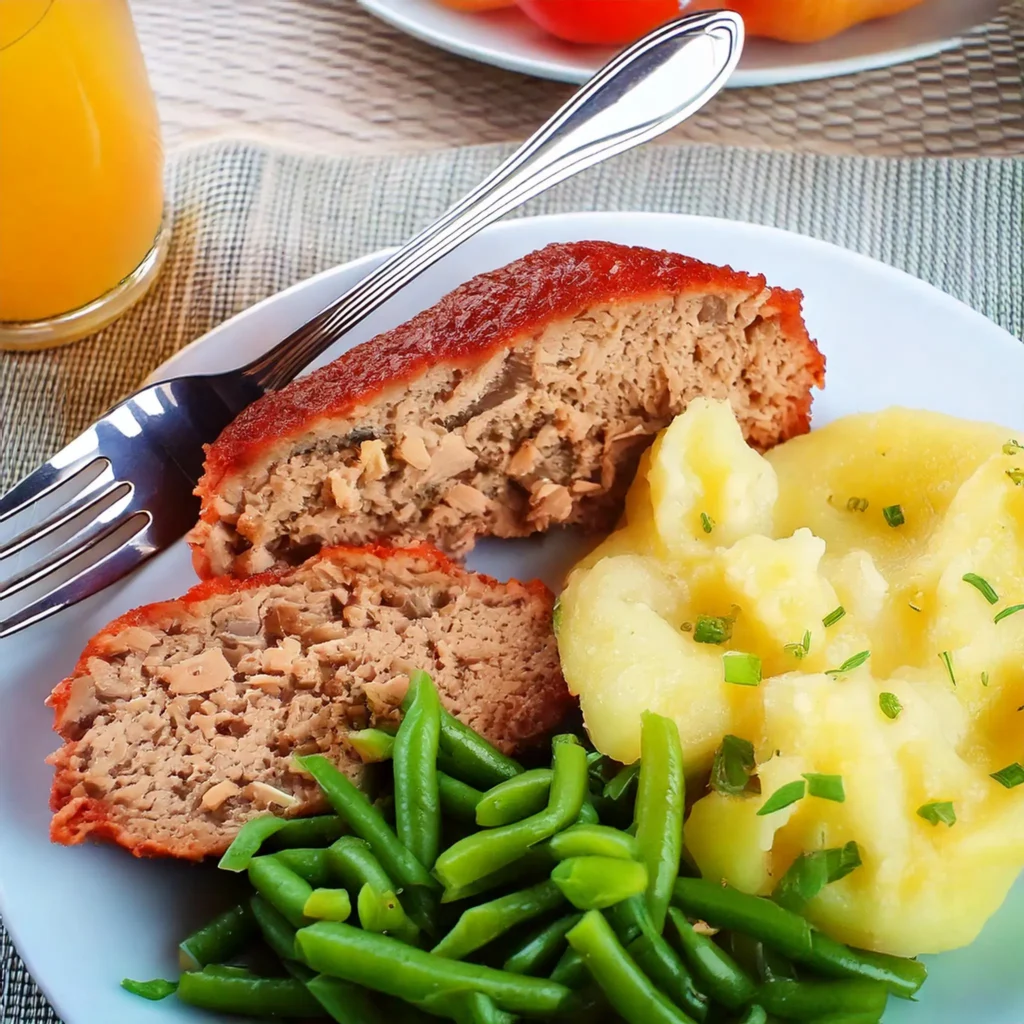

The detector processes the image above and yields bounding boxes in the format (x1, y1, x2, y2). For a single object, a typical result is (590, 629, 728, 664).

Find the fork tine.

(0, 488, 136, 601)
(0, 472, 128, 560)
(0, 515, 154, 639)
(0, 429, 106, 522)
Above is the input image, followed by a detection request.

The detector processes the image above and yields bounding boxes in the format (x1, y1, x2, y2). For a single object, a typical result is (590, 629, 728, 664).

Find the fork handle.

(239, 11, 743, 393)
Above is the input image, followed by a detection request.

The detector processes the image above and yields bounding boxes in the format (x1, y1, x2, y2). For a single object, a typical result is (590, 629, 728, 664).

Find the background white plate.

(356, 0, 1003, 88)
(1, 212, 1022, 1023)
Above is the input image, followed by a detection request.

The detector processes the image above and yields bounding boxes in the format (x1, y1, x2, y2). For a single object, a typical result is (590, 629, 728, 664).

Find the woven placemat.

(133, 0, 1024, 157)
(1, 139, 1022, 1020)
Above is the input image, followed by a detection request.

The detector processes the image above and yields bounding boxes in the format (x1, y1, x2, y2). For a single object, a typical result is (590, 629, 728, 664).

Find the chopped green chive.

(784, 629, 812, 660)
(551, 597, 562, 637)
(962, 573, 999, 605)
(1006, 468, 1024, 486)
(938, 650, 956, 687)
(1003, 439, 1024, 455)
(994, 604, 1024, 623)
(908, 602, 922, 613)
(990, 763, 1024, 789)
(981, 671, 990, 687)
(711, 735, 757, 796)
(700, 512, 714, 534)
(772, 841, 862, 913)
(879, 692, 903, 719)
(917, 801, 956, 827)
(757, 780, 806, 816)
(121, 979, 178, 1001)
(846, 497, 869, 512)
(694, 614, 734, 645)
(803, 773, 845, 803)
(825, 650, 871, 677)
(882, 504, 905, 527)
(723, 652, 762, 687)
(822, 606, 846, 628)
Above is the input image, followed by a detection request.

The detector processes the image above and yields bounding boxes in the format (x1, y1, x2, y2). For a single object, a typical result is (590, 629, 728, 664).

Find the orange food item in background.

(435, 0, 515, 10)
(511, 0, 927, 46)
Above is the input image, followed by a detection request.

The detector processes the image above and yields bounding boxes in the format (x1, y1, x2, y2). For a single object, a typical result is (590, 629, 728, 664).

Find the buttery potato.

(557, 399, 1024, 956)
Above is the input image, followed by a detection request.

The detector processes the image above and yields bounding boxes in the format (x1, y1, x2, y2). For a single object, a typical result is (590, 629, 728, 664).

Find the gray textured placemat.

(1, 140, 1022, 1021)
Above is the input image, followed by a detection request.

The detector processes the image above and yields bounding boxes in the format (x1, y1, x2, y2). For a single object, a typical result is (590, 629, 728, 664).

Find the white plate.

(1, 212, 1022, 1024)
(357, 0, 1002, 88)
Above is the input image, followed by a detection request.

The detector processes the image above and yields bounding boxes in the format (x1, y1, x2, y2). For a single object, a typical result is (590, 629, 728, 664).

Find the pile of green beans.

(123, 672, 927, 1022)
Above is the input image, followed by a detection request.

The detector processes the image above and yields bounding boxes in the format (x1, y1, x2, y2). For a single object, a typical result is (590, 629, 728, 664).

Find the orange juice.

(0, 0, 165, 343)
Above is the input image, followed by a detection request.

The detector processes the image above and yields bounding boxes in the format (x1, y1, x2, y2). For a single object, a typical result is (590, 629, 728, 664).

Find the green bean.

(250, 895, 298, 961)
(434, 736, 587, 890)
(263, 816, 347, 851)
(297, 754, 437, 892)
(566, 910, 696, 1024)
(420, 990, 516, 1024)
(801, 1016, 885, 1024)
(666, 908, 757, 1011)
(504, 913, 583, 975)
(672, 879, 814, 960)
(218, 815, 290, 872)
(635, 712, 684, 931)
(295, 921, 573, 1015)
(248, 856, 314, 929)
(551, 856, 648, 910)
(575, 799, 601, 826)
(305, 974, 379, 1024)
(757, 978, 888, 1020)
(303, 888, 352, 922)
(201, 964, 254, 978)
(432, 704, 523, 789)
(348, 728, 396, 763)
(550, 947, 589, 989)
(432, 880, 566, 960)
(608, 898, 709, 1023)
(177, 902, 257, 970)
(394, 670, 443, 869)
(273, 848, 333, 887)
(121, 978, 177, 1000)
(803, 934, 927, 999)
(475, 769, 552, 827)
(439, 847, 553, 904)
(548, 823, 640, 861)
(438, 772, 483, 823)
(176, 971, 326, 1017)
(357, 883, 421, 944)
(736, 1007, 767, 1024)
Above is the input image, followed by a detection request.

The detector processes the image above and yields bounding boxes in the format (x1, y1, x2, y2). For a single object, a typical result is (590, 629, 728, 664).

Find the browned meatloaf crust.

(47, 544, 568, 860)
(189, 240, 825, 578)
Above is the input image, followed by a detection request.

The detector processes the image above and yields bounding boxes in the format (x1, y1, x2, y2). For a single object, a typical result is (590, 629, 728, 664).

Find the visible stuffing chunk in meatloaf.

(46, 545, 568, 860)
(188, 241, 824, 577)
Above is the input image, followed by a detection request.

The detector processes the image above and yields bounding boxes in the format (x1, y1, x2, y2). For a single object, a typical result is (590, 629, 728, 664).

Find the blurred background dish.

(356, 0, 1003, 87)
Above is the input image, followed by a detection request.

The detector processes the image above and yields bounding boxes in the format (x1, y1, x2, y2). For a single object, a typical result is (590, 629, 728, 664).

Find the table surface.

(131, 0, 1024, 158)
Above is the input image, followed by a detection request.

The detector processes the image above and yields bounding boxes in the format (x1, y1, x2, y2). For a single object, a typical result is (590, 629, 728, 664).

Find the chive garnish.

(803, 773, 845, 803)
(757, 779, 806, 817)
(846, 497, 869, 512)
(822, 606, 845, 628)
(700, 512, 714, 534)
(990, 763, 1024, 789)
(772, 841, 862, 913)
(981, 671, 990, 687)
(723, 652, 762, 687)
(917, 801, 956, 827)
(882, 504, 905, 527)
(963, 573, 999, 605)
(694, 614, 734, 645)
(1006, 468, 1024, 486)
(939, 650, 956, 687)
(784, 630, 812, 660)
(994, 604, 1024, 623)
(825, 650, 871, 677)
(551, 598, 562, 637)
(879, 692, 903, 719)
(711, 735, 757, 796)
(1003, 439, 1024, 455)
(908, 602, 922, 612)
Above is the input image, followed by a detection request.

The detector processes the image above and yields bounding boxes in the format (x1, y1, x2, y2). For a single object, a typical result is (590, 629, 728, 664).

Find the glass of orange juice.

(0, 0, 167, 350)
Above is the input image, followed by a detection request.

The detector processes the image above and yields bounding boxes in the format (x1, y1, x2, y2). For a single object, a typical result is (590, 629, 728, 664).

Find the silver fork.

(0, 11, 743, 638)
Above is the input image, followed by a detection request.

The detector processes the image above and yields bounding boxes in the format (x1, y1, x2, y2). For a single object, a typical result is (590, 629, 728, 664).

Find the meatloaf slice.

(189, 240, 825, 578)
(46, 544, 567, 860)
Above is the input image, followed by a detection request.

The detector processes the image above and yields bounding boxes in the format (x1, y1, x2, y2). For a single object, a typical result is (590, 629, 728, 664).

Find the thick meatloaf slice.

(189, 240, 824, 578)
(46, 544, 567, 860)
